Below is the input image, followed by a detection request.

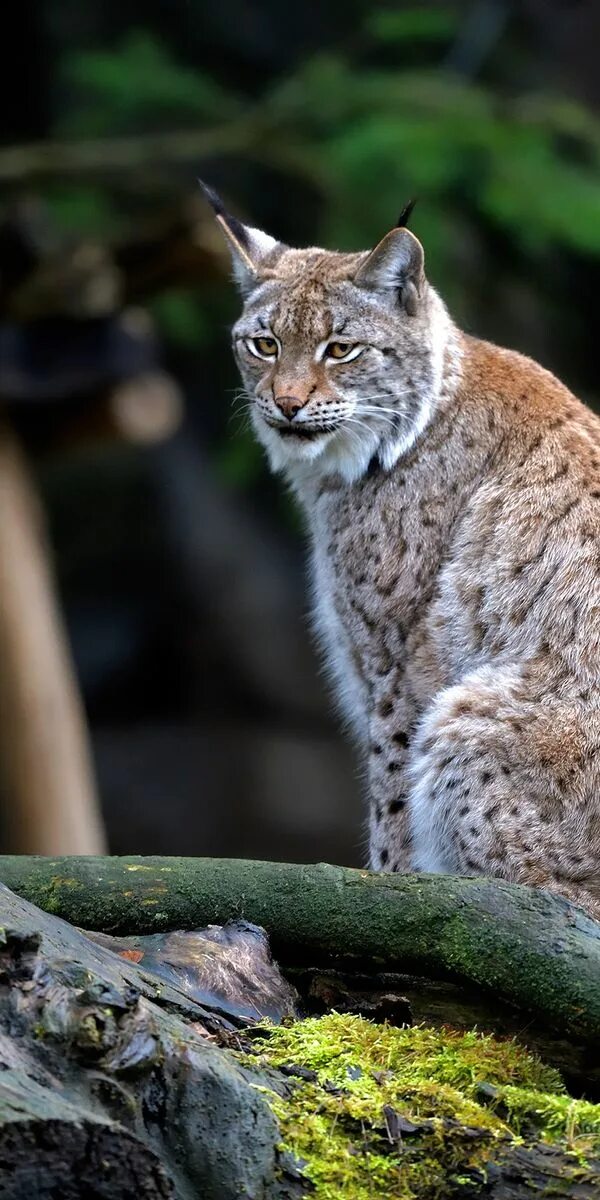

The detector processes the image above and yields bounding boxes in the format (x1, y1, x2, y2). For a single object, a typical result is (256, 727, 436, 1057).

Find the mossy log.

(1, 855, 599, 1052)
(1, 880, 600, 1198)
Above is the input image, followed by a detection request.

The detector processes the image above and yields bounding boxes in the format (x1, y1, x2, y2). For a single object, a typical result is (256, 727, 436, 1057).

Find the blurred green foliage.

(42, 4, 600, 483)
(365, 7, 461, 42)
(50, 9, 600, 278)
(59, 31, 241, 137)
(53, 8, 600, 260)
(148, 291, 212, 349)
(43, 183, 123, 237)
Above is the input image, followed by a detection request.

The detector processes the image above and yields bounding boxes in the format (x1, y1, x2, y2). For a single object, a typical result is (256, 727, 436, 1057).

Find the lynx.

(206, 183, 600, 919)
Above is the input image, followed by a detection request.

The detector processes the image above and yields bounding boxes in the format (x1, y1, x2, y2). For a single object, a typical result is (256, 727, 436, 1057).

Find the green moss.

(260, 1015, 562, 1094)
(499, 1086, 600, 1154)
(240, 1014, 600, 1199)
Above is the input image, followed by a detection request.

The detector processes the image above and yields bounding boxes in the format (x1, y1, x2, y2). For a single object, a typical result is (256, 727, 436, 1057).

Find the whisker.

(356, 404, 407, 417)
(354, 389, 412, 402)
(352, 413, 404, 433)
(226, 385, 410, 446)
(229, 415, 253, 434)
(228, 398, 255, 431)
(342, 424, 370, 452)
(355, 408, 408, 422)
(343, 417, 382, 438)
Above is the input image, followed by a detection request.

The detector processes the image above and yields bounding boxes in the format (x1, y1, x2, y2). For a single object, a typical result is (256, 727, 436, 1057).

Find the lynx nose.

(274, 395, 305, 421)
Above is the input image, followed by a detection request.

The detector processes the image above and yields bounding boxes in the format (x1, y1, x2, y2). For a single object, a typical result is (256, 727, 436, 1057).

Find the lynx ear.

(200, 180, 284, 296)
(354, 227, 425, 316)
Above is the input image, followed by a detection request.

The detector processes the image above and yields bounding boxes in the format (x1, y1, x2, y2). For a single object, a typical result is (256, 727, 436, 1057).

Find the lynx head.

(204, 184, 453, 483)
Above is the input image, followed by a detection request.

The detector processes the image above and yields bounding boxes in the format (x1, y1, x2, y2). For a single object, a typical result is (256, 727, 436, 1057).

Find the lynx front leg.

(368, 695, 417, 872)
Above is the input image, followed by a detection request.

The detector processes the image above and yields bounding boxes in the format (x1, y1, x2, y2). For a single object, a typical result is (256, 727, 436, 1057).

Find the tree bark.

(0, 425, 106, 853)
(0, 882, 284, 1199)
(0, 1072, 172, 1200)
(0, 855, 599, 1048)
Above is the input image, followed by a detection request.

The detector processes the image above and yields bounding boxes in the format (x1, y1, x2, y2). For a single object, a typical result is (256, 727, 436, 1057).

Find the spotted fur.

(212, 194, 600, 919)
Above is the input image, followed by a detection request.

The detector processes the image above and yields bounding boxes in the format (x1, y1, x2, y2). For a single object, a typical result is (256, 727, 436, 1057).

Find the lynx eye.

(324, 341, 363, 362)
(247, 335, 279, 360)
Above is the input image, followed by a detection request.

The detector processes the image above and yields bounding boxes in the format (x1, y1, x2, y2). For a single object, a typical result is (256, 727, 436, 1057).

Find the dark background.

(0, 0, 598, 863)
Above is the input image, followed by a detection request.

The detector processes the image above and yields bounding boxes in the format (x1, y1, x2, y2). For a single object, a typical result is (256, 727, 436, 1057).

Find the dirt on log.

(1, 855, 599, 1049)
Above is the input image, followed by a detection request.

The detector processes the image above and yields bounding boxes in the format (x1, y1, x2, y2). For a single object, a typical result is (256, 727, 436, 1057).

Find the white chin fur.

(254, 415, 385, 484)
(255, 420, 336, 471)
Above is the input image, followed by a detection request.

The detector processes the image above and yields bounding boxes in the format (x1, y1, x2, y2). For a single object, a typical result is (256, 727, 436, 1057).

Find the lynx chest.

(306, 474, 449, 737)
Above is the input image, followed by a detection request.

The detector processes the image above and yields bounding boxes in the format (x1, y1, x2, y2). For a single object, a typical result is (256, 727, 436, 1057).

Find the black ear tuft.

(396, 198, 417, 229)
(198, 178, 251, 251)
(198, 178, 225, 217)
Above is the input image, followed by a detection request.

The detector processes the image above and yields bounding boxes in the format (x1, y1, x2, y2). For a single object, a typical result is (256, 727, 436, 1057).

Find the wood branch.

(0, 424, 106, 853)
(0, 126, 319, 187)
(0, 128, 242, 182)
(0, 855, 599, 1048)
(2, 879, 600, 1198)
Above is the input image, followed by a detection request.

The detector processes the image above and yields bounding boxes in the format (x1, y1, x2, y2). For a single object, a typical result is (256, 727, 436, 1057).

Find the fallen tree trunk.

(0, 1071, 173, 1200)
(0, 882, 288, 1199)
(1, 855, 599, 1049)
(1, 879, 600, 1199)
